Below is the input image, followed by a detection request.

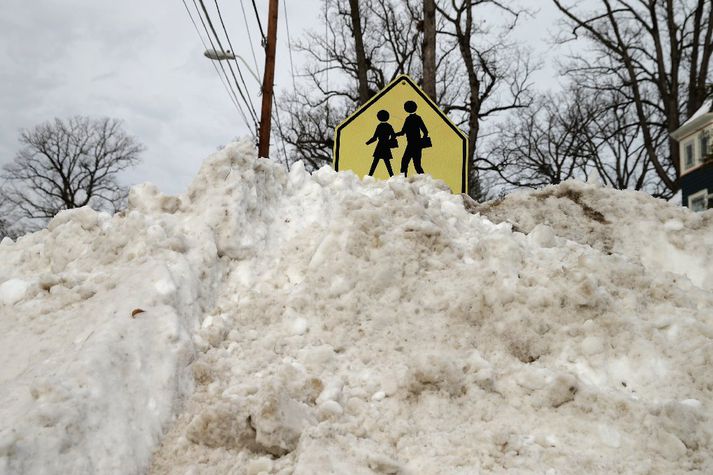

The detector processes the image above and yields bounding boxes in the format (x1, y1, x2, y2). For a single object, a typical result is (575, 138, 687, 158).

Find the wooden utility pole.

(422, 0, 436, 101)
(258, 0, 279, 158)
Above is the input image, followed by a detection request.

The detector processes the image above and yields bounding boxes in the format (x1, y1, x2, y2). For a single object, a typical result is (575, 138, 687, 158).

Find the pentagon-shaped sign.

(333, 74, 468, 193)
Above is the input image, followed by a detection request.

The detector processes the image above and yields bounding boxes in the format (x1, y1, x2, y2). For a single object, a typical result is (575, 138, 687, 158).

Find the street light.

(203, 49, 261, 84)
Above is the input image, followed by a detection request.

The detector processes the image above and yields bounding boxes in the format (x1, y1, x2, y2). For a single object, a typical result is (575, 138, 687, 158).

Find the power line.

(283, 0, 297, 90)
(273, 95, 291, 171)
(212, 0, 260, 120)
(239, 0, 262, 79)
(196, 0, 260, 131)
(251, 0, 267, 44)
(324, 0, 330, 124)
(181, 0, 254, 137)
(188, 0, 247, 118)
(182, 0, 240, 110)
(197, 0, 258, 126)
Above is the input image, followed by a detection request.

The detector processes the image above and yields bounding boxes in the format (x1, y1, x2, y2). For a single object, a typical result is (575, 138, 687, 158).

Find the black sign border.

(333, 74, 468, 194)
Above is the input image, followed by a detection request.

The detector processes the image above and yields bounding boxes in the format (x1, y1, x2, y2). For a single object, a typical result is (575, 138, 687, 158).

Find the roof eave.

(671, 113, 713, 141)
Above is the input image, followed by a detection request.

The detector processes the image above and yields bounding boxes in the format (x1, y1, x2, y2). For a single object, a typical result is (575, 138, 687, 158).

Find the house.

(671, 99, 713, 211)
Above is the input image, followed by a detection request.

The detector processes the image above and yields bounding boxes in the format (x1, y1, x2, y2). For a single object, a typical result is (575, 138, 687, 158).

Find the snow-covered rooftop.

(1, 142, 713, 474)
(679, 98, 713, 130)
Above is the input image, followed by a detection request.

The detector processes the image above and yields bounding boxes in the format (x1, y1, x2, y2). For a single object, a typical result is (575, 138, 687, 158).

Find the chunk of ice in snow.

(291, 317, 308, 335)
(0, 278, 29, 305)
(154, 279, 176, 295)
(371, 391, 386, 401)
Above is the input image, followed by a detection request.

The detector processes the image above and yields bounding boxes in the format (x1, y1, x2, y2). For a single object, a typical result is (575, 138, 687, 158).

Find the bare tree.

(486, 89, 593, 189)
(436, 0, 536, 199)
(1, 117, 143, 228)
(281, 94, 346, 170)
(0, 200, 20, 240)
(551, 0, 713, 197)
(279, 0, 424, 172)
(280, 0, 536, 200)
(583, 97, 666, 195)
(0, 222, 11, 240)
(487, 84, 670, 197)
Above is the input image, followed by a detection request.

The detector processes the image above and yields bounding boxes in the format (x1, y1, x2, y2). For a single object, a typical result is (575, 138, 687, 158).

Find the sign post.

(333, 74, 468, 194)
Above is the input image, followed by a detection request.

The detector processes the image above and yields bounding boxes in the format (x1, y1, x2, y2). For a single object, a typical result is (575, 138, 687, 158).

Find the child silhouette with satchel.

(365, 110, 397, 176)
(395, 100, 430, 176)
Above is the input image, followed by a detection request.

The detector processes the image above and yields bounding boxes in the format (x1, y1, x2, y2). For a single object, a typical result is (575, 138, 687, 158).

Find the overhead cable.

(283, 0, 297, 90)
(239, 0, 262, 79)
(181, 0, 254, 137)
(251, 0, 267, 45)
(213, 0, 260, 119)
(273, 95, 291, 171)
(197, 0, 260, 131)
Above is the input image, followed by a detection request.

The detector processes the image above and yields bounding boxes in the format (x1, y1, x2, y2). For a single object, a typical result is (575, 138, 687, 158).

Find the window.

(685, 143, 694, 167)
(690, 196, 706, 211)
(689, 189, 708, 212)
(701, 133, 710, 160)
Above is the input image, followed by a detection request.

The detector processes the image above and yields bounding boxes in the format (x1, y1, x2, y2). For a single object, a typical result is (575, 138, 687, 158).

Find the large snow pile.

(1, 141, 712, 474)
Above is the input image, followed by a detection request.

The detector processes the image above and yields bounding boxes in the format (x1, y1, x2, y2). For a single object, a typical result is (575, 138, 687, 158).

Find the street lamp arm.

(204, 49, 261, 85)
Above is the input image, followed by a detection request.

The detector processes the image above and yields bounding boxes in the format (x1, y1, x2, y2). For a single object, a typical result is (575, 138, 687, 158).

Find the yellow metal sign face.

(334, 74, 468, 194)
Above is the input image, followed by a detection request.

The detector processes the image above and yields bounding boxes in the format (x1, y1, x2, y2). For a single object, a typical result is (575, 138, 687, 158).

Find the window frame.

(701, 132, 710, 161)
(685, 141, 695, 168)
(688, 189, 708, 212)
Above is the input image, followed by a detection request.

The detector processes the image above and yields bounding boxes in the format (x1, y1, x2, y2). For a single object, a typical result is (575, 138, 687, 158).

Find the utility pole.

(422, 0, 436, 101)
(258, 0, 279, 158)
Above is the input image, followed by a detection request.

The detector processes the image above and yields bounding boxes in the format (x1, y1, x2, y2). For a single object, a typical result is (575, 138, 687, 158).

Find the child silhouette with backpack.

(365, 110, 397, 177)
(395, 100, 429, 176)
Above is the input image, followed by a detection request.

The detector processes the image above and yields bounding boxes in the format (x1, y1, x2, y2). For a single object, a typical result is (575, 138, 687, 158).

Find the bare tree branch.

(280, 0, 537, 200)
(551, 0, 713, 197)
(1, 116, 143, 229)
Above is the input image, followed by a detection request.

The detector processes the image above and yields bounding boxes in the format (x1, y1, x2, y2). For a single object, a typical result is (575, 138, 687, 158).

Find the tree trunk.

(348, 0, 370, 105)
(422, 0, 437, 101)
(454, 5, 480, 198)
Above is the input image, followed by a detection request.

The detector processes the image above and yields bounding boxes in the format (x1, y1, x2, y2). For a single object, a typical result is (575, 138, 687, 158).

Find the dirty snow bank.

(0, 143, 284, 474)
(149, 146, 713, 474)
(2, 141, 713, 474)
(473, 182, 713, 291)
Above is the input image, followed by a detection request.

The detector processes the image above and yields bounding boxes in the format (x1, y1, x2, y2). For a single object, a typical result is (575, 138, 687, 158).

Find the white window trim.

(688, 189, 708, 211)
(700, 133, 710, 159)
(683, 140, 695, 171)
(679, 123, 713, 176)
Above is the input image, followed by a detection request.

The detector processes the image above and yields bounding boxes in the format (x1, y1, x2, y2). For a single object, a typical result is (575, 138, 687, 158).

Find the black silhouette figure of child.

(365, 109, 396, 176)
(395, 100, 428, 176)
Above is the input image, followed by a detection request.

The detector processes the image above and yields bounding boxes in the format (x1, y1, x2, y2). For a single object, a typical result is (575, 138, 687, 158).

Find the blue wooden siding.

(682, 161, 713, 207)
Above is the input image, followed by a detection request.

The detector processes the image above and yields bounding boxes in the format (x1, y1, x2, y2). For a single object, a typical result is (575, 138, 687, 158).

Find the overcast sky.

(0, 0, 563, 195)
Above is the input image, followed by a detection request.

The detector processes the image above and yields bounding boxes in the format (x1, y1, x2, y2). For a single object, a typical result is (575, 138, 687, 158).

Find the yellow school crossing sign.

(333, 74, 468, 194)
